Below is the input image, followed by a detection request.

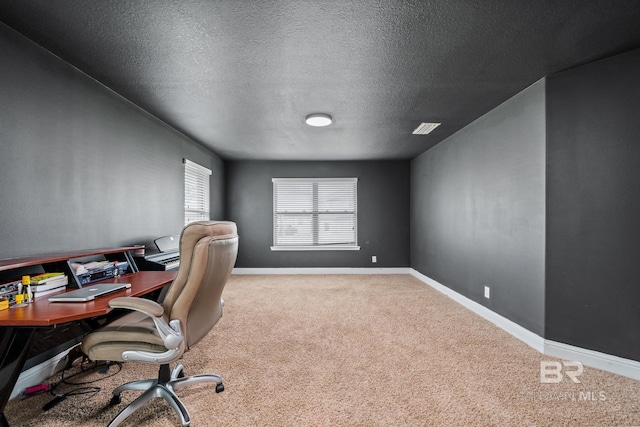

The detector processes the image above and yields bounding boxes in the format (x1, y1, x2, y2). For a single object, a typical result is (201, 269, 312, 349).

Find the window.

(272, 178, 359, 250)
(184, 159, 211, 225)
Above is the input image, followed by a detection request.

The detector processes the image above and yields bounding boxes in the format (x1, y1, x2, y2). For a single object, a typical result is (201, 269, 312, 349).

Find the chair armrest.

(109, 297, 164, 316)
(108, 297, 184, 352)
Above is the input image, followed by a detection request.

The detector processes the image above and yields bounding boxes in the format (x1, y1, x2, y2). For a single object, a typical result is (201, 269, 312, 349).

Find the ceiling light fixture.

(305, 113, 332, 127)
(412, 122, 441, 135)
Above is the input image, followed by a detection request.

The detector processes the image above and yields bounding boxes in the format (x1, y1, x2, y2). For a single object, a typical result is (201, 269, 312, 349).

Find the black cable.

(42, 358, 122, 411)
(64, 386, 101, 398)
(59, 357, 122, 385)
(42, 386, 100, 411)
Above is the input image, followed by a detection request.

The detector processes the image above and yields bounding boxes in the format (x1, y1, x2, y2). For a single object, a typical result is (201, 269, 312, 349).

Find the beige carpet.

(5, 274, 640, 426)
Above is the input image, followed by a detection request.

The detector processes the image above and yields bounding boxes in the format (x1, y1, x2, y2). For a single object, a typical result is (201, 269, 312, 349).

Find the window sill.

(271, 245, 361, 251)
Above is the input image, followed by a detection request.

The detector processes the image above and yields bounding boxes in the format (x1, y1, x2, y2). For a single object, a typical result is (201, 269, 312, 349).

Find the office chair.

(81, 221, 238, 427)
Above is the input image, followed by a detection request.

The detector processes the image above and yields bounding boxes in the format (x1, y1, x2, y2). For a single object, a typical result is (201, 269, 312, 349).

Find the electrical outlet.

(484, 285, 490, 299)
(371, 256, 377, 263)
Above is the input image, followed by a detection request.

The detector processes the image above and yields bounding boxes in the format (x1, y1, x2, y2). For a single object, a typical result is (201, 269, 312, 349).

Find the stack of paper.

(30, 273, 68, 298)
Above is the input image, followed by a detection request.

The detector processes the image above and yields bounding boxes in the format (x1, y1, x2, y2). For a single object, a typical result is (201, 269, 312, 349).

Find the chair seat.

(82, 311, 166, 362)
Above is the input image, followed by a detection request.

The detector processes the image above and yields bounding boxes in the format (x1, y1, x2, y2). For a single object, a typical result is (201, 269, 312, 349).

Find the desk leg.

(0, 327, 36, 427)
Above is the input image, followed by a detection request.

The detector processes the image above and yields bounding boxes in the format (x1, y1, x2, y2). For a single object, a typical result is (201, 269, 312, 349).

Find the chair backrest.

(161, 220, 238, 349)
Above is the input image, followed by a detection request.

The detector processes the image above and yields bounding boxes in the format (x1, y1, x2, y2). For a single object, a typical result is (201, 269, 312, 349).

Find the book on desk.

(32, 275, 68, 298)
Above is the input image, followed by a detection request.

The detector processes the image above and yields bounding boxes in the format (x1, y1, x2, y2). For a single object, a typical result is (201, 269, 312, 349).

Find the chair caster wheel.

(215, 383, 224, 393)
(110, 395, 121, 406)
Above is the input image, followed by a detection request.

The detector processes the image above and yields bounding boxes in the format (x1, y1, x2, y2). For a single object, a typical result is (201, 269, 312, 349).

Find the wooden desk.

(0, 270, 176, 427)
(0, 271, 175, 326)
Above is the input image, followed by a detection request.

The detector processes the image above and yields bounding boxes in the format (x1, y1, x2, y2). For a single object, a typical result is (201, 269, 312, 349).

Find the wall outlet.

(484, 285, 490, 299)
(371, 255, 377, 263)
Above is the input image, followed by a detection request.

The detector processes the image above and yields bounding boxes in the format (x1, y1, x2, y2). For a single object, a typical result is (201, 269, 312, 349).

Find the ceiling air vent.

(412, 122, 441, 135)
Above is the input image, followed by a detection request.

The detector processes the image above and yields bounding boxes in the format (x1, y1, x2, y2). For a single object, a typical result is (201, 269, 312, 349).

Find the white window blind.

(272, 178, 359, 251)
(184, 159, 211, 225)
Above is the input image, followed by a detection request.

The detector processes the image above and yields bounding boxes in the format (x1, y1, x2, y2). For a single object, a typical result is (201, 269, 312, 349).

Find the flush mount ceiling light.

(305, 113, 333, 127)
(412, 122, 441, 135)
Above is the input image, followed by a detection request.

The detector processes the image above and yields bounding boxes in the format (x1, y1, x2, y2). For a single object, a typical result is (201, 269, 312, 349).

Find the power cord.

(60, 358, 122, 385)
(40, 358, 122, 411)
(43, 386, 101, 411)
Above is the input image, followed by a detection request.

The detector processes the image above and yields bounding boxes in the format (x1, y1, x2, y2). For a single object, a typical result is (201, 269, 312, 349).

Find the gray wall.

(546, 49, 640, 361)
(410, 81, 546, 335)
(0, 23, 224, 258)
(226, 161, 410, 268)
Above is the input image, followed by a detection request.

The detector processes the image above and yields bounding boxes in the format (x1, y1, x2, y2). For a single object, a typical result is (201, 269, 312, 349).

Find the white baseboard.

(233, 267, 412, 275)
(409, 269, 545, 352)
(410, 269, 640, 381)
(10, 345, 77, 400)
(543, 339, 640, 380)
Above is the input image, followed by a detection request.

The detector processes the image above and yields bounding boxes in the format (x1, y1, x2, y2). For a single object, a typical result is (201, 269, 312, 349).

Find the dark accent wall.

(410, 81, 546, 335)
(0, 23, 224, 259)
(226, 161, 410, 268)
(546, 49, 640, 361)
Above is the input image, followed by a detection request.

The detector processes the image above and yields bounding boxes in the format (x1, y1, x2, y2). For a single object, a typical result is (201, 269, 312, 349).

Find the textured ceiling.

(2, 1, 640, 160)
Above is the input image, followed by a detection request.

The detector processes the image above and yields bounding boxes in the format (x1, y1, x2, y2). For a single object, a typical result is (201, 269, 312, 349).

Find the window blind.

(184, 159, 211, 225)
(272, 178, 359, 250)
